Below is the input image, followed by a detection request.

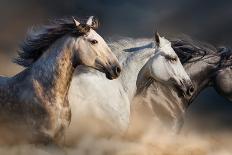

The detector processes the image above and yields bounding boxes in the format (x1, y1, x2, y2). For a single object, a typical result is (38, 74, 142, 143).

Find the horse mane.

(109, 37, 156, 53)
(14, 17, 91, 67)
(217, 46, 232, 68)
(108, 37, 155, 65)
(170, 35, 217, 64)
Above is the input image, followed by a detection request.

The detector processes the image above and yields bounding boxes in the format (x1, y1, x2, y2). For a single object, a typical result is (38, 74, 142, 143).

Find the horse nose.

(112, 65, 121, 77)
(105, 64, 121, 80)
(187, 84, 194, 96)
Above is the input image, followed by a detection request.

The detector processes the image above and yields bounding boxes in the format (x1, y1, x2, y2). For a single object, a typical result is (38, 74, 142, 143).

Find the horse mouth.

(96, 66, 120, 80)
(173, 83, 194, 100)
(169, 77, 194, 98)
(105, 73, 116, 80)
(168, 78, 186, 97)
(105, 66, 121, 80)
(173, 84, 187, 97)
(95, 59, 121, 80)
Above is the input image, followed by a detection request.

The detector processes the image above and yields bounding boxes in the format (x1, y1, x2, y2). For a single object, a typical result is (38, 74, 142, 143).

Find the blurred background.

(0, 0, 232, 131)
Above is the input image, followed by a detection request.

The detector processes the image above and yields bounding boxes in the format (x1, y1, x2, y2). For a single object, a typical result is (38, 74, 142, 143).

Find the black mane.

(170, 36, 217, 64)
(14, 17, 91, 67)
(171, 36, 232, 68)
(217, 46, 232, 68)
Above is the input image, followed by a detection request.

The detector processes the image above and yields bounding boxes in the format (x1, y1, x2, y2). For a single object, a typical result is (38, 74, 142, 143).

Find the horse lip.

(176, 79, 194, 97)
(95, 59, 120, 80)
(105, 68, 118, 80)
(95, 66, 117, 80)
(172, 82, 188, 98)
(168, 78, 186, 97)
(105, 73, 115, 80)
(104, 64, 121, 80)
(102, 66, 117, 80)
(178, 86, 188, 97)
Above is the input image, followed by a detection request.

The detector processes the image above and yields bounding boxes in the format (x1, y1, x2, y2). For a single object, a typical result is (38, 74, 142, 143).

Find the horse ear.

(154, 31, 160, 47)
(86, 16, 99, 30)
(72, 17, 80, 26)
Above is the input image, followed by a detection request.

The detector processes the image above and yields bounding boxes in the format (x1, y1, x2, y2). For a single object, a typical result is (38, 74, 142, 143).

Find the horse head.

(139, 32, 194, 97)
(72, 16, 121, 79)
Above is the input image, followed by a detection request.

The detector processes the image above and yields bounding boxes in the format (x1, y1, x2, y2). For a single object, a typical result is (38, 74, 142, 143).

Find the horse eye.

(166, 56, 177, 62)
(170, 59, 176, 63)
(90, 39, 98, 45)
(172, 57, 177, 62)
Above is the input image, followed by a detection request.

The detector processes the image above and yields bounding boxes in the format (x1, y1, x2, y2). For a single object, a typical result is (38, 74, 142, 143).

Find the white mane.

(108, 37, 156, 67)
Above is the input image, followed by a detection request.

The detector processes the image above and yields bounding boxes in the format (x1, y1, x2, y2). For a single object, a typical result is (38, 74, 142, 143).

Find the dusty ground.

(0, 100, 231, 155)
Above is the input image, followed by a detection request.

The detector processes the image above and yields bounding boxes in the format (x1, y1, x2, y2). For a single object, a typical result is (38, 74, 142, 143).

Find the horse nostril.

(190, 86, 194, 92)
(188, 85, 194, 95)
(114, 66, 121, 76)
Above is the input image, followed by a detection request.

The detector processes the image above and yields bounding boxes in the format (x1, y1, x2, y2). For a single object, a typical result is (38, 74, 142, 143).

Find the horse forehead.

(87, 29, 104, 41)
(159, 38, 176, 54)
(159, 46, 176, 56)
(160, 37, 170, 46)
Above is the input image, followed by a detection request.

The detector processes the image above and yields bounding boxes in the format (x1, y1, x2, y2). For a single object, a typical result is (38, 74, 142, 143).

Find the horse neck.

(120, 44, 155, 101)
(29, 36, 76, 104)
(136, 57, 155, 95)
(139, 81, 185, 129)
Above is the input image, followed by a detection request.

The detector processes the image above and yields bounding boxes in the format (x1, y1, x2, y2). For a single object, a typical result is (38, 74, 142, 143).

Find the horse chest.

(44, 99, 71, 139)
(31, 81, 70, 137)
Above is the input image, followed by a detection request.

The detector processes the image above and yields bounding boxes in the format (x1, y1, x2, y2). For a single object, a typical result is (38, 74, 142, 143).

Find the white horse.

(67, 33, 193, 136)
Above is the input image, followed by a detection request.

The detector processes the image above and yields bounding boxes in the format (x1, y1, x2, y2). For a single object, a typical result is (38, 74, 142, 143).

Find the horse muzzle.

(105, 64, 122, 80)
(174, 79, 194, 97)
(95, 59, 122, 80)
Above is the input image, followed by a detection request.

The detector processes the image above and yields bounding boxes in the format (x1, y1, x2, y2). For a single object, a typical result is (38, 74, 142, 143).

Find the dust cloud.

(0, 101, 231, 155)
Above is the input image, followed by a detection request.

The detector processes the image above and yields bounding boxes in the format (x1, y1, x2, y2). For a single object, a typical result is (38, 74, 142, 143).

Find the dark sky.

(1, 0, 232, 51)
(0, 0, 232, 130)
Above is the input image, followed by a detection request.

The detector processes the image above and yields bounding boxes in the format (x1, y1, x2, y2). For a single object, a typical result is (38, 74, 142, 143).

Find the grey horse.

(0, 16, 121, 144)
(136, 36, 232, 132)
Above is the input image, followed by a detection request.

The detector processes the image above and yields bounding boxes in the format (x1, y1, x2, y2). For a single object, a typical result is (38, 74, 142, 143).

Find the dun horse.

(67, 33, 193, 136)
(0, 16, 121, 144)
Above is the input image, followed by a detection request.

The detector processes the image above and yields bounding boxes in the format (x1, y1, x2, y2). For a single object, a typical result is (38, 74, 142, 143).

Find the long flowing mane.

(108, 37, 155, 66)
(14, 17, 90, 67)
(170, 36, 217, 63)
(171, 36, 232, 68)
